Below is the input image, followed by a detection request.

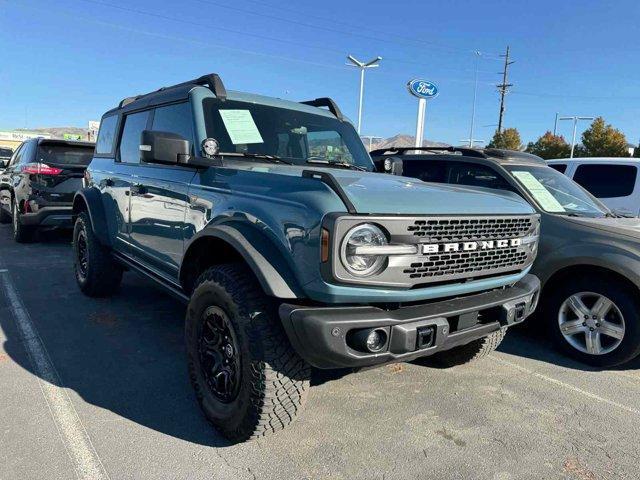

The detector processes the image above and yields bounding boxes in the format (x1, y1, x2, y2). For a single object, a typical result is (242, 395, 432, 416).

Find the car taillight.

(22, 163, 63, 175)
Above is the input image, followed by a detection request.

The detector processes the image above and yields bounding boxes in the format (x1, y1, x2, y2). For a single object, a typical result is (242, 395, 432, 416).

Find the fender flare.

(72, 188, 112, 247)
(181, 224, 303, 299)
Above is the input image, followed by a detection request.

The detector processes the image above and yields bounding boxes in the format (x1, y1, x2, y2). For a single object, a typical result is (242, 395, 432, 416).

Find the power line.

(496, 45, 514, 133)
(193, 0, 493, 56)
(221, 0, 498, 57)
(74, 0, 495, 77)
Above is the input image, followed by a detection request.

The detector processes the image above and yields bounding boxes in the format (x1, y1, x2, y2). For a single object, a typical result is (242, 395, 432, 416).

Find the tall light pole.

(468, 51, 482, 147)
(559, 116, 594, 158)
(347, 55, 382, 134)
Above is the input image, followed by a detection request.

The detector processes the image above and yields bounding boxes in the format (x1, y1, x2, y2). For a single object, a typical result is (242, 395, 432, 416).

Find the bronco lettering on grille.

(422, 238, 522, 254)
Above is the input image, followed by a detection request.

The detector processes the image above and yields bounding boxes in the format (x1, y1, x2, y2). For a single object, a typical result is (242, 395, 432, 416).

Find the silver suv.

(372, 147, 640, 367)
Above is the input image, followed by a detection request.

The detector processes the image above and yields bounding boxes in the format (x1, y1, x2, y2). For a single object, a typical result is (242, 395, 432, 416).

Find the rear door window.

(549, 163, 567, 173)
(95, 115, 118, 155)
(118, 110, 151, 164)
(573, 164, 637, 198)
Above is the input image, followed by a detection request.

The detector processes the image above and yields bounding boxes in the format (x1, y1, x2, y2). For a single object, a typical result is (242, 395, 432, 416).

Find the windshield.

(202, 98, 373, 170)
(37, 144, 94, 166)
(505, 165, 609, 217)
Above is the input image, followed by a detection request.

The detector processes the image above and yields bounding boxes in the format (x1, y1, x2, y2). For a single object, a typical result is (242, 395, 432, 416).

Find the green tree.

(525, 131, 571, 159)
(487, 128, 522, 150)
(581, 117, 629, 157)
(633, 141, 640, 158)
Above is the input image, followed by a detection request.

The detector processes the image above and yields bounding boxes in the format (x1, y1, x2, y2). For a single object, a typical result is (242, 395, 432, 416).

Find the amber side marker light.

(321, 229, 330, 263)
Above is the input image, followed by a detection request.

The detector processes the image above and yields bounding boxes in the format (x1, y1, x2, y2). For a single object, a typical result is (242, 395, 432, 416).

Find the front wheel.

(73, 212, 123, 297)
(541, 276, 640, 367)
(186, 264, 311, 442)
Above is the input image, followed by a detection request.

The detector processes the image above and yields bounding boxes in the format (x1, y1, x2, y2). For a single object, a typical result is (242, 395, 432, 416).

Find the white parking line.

(490, 355, 640, 416)
(0, 270, 109, 480)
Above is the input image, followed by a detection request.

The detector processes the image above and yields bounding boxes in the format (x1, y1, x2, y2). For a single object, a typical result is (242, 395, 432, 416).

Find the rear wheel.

(414, 329, 507, 368)
(73, 211, 123, 297)
(0, 203, 10, 224)
(186, 264, 311, 442)
(12, 199, 34, 243)
(541, 276, 640, 367)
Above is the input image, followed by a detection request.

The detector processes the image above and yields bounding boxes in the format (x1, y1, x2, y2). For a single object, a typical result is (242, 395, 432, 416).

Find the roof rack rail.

(118, 73, 227, 109)
(369, 146, 488, 158)
(300, 97, 344, 120)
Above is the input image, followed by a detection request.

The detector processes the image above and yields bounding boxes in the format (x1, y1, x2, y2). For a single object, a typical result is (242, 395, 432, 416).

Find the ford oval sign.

(407, 79, 439, 99)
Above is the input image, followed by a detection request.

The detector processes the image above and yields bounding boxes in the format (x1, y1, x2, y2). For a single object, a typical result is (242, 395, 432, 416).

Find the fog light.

(366, 329, 386, 352)
(348, 327, 389, 353)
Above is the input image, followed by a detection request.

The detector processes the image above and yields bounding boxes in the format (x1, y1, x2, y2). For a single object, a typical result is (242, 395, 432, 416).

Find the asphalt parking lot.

(1, 227, 639, 480)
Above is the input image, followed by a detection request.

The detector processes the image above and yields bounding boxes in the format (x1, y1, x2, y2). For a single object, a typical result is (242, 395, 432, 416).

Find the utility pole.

(347, 55, 382, 134)
(496, 46, 514, 133)
(553, 112, 559, 136)
(558, 116, 594, 158)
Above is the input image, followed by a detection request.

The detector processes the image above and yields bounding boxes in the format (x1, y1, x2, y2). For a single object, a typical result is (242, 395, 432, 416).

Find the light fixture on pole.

(347, 55, 382, 134)
(559, 116, 594, 158)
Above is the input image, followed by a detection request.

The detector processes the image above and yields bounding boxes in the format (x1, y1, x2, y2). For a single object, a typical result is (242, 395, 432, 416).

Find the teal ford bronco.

(72, 73, 541, 442)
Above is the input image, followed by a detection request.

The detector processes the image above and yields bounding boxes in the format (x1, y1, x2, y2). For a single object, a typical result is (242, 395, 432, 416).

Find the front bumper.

(19, 206, 73, 227)
(280, 274, 540, 369)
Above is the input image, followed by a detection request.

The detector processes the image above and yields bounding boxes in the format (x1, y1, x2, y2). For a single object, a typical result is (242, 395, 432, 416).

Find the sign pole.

(407, 79, 438, 149)
(414, 98, 426, 148)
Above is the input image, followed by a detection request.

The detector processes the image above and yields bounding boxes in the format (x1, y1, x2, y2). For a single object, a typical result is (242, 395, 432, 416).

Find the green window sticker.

(512, 171, 566, 212)
(219, 110, 264, 145)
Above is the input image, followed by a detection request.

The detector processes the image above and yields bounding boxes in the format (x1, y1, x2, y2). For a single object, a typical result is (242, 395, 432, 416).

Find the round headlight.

(384, 158, 392, 171)
(340, 224, 388, 276)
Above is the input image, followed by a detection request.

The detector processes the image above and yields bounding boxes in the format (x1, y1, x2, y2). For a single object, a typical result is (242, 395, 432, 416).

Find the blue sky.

(2, 0, 640, 146)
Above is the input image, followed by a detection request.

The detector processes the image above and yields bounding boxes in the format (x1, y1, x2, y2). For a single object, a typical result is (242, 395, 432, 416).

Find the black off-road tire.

(12, 200, 34, 243)
(186, 264, 311, 442)
(0, 204, 10, 224)
(415, 329, 507, 368)
(72, 211, 123, 297)
(541, 276, 640, 368)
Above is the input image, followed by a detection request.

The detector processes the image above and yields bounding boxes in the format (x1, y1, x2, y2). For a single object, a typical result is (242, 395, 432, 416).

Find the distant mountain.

(364, 134, 449, 152)
(14, 127, 88, 139)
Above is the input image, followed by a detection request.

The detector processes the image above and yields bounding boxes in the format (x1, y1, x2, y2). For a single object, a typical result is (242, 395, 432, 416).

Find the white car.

(547, 157, 640, 216)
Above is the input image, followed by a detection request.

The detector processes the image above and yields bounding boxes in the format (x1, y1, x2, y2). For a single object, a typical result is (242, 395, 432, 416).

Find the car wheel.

(185, 264, 311, 442)
(413, 328, 507, 368)
(541, 276, 640, 367)
(73, 211, 123, 297)
(0, 205, 10, 224)
(12, 199, 34, 243)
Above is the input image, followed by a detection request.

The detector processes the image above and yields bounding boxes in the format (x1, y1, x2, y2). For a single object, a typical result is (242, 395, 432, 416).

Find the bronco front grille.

(403, 247, 529, 280)
(407, 217, 534, 241)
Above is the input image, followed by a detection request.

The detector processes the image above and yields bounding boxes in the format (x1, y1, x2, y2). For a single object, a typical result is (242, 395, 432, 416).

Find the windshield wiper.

(305, 159, 367, 171)
(220, 152, 293, 165)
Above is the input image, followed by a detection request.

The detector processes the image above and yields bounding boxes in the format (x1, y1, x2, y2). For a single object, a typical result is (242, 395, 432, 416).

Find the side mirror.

(0, 159, 8, 169)
(381, 156, 403, 176)
(140, 130, 190, 165)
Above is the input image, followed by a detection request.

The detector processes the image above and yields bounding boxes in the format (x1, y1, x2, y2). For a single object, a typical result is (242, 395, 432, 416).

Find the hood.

(331, 170, 535, 215)
(565, 216, 640, 241)
(231, 163, 535, 215)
